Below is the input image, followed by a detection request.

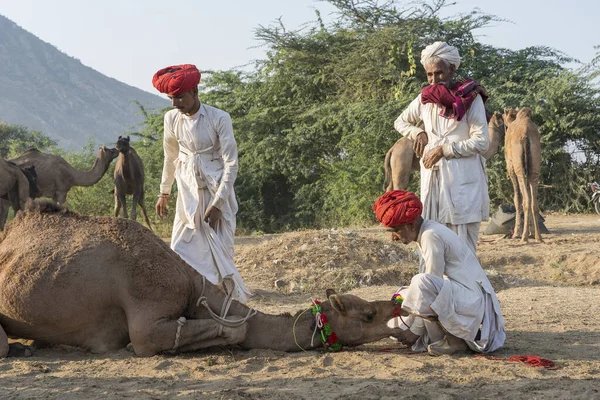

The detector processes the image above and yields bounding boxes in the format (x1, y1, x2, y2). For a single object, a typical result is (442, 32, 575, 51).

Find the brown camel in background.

(113, 136, 152, 231)
(383, 137, 420, 192)
(0, 163, 41, 230)
(0, 202, 402, 357)
(383, 113, 505, 191)
(503, 107, 543, 243)
(9, 147, 119, 205)
(0, 159, 30, 213)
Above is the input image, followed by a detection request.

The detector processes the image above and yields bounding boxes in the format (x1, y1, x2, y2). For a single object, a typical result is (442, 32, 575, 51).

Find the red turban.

(152, 64, 201, 96)
(373, 190, 423, 227)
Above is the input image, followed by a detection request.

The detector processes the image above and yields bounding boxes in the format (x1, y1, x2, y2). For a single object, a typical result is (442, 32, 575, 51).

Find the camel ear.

(326, 288, 337, 298)
(126, 135, 130, 140)
(328, 294, 346, 315)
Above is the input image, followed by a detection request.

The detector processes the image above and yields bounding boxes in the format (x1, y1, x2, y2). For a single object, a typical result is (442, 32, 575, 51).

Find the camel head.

(503, 107, 518, 127)
(98, 146, 120, 163)
(319, 289, 400, 347)
(116, 136, 131, 154)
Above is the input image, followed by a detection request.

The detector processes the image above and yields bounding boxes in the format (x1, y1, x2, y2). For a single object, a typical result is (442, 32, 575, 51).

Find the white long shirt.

(159, 104, 250, 303)
(404, 219, 506, 352)
(394, 94, 490, 225)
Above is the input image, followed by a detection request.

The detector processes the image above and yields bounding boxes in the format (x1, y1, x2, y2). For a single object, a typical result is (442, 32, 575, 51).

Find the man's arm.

(159, 113, 179, 195)
(211, 113, 238, 211)
(420, 231, 446, 277)
(156, 113, 178, 217)
(442, 95, 490, 159)
(394, 95, 425, 141)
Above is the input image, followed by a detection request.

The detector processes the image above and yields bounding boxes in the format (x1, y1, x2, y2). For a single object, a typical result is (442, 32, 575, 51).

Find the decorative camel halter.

(172, 275, 257, 350)
(391, 293, 408, 327)
(309, 299, 342, 352)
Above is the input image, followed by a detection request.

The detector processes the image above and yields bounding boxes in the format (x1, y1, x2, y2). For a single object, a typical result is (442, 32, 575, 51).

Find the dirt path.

(1, 214, 599, 399)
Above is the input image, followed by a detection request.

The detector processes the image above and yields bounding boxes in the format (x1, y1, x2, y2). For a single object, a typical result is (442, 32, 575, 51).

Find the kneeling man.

(374, 190, 505, 356)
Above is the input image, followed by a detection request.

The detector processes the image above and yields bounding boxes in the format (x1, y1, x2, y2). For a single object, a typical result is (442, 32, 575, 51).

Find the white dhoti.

(424, 168, 481, 254)
(390, 273, 505, 353)
(171, 144, 251, 304)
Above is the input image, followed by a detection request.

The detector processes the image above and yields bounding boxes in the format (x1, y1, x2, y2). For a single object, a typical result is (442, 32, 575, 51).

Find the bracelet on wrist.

(158, 194, 170, 198)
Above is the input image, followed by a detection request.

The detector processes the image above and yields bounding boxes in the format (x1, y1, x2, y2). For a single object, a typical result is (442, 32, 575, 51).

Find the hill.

(0, 15, 169, 149)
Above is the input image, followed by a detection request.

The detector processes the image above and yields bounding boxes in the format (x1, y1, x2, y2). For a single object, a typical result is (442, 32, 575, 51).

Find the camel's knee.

(221, 323, 248, 345)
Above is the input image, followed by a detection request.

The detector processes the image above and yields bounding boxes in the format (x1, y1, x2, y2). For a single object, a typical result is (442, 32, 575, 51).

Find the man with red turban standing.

(153, 64, 251, 303)
(374, 190, 505, 356)
(394, 41, 490, 254)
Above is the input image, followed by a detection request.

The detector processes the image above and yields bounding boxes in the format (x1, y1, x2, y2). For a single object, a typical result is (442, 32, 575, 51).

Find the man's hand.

(395, 329, 420, 347)
(422, 146, 444, 169)
(204, 205, 222, 229)
(156, 195, 169, 217)
(413, 131, 428, 158)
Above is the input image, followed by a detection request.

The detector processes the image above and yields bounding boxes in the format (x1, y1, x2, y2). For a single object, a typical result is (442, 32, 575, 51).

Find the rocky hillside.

(0, 15, 168, 149)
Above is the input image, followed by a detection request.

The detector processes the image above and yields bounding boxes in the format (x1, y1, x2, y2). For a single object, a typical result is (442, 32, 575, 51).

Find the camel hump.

(517, 107, 532, 119)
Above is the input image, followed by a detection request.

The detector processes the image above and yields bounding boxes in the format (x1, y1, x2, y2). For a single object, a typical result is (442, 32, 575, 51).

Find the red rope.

(475, 354, 558, 370)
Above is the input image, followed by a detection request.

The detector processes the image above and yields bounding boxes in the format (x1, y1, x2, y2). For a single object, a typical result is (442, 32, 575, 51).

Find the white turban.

(420, 41, 461, 69)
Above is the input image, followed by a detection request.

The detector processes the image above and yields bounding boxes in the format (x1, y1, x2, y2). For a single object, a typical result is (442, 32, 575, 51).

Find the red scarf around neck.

(421, 78, 489, 122)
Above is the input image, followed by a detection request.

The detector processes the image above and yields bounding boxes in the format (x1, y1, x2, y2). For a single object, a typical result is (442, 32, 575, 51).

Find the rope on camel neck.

(196, 275, 257, 331)
(172, 275, 257, 350)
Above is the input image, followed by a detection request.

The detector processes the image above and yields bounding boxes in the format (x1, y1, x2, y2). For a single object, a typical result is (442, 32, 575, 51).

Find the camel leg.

(128, 318, 248, 357)
(517, 175, 531, 243)
(54, 191, 67, 206)
(114, 191, 121, 218)
(118, 194, 128, 219)
(139, 197, 153, 232)
(0, 324, 7, 358)
(0, 325, 34, 358)
(508, 169, 522, 239)
(530, 180, 543, 243)
(131, 192, 140, 221)
(0, 199, 9, 230)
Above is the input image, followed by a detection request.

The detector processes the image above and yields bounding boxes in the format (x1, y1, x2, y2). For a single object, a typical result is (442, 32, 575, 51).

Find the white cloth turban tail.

(420, 41, 461, 69)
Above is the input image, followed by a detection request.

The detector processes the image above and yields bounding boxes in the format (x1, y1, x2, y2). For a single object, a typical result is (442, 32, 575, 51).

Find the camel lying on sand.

(114, 136, 152, 231)
(503, 107, 543, 243)
(9, 146, 119, 205)
(0, 202, 403, 358)
(383, 112, 505, 192)
(0, 163, 41, 230)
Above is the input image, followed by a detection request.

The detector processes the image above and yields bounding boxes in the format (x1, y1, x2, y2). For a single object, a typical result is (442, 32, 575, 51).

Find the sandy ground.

(1, 213, 600, 399)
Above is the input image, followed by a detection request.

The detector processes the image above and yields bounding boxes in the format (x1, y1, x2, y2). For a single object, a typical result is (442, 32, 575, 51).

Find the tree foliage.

(4, 0, 600, 233)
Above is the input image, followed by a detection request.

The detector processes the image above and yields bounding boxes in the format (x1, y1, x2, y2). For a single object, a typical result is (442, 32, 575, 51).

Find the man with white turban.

(393, 41, 490, 253)
(153, 64, 251, 303)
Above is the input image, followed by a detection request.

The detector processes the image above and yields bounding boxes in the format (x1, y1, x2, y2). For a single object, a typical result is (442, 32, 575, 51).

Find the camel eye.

(365, 312, 375, 322)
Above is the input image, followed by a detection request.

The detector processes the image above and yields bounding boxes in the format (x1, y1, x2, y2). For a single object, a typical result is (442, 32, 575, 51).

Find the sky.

(1, 0, 598, 95)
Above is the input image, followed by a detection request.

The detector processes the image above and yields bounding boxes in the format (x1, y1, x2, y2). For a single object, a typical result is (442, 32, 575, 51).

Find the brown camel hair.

(383, 113, 505, 192)
(0, 164, 41, 230)
(0, 202, 402, 357)
(113, 136, 152, 231)
(9, 147, 119, 205)
(503, 107, 543, 243)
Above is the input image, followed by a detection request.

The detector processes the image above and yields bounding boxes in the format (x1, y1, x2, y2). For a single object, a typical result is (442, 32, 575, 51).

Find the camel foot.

(535, 238, 544, 243)
(126, 343, 135, 352)
(7, 343, 35, 357)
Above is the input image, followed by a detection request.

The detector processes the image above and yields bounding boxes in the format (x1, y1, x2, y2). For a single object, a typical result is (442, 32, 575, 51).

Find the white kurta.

(160, 104, 251, 303)
(391, 219, 505, 353)
(394, 94, 490, 252)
